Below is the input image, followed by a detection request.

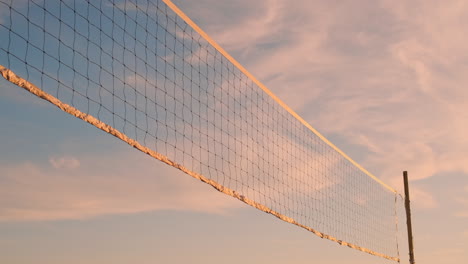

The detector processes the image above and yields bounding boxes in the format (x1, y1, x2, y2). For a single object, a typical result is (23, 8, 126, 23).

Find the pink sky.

(1, 0, 467, 263)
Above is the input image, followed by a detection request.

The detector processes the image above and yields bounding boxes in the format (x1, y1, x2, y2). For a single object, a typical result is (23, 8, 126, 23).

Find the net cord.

(0, 64, 399, 262)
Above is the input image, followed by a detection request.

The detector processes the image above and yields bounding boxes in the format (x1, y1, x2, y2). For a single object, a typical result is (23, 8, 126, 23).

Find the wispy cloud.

(49, 156, 80, 170)
(3, 0, 467, 220)
(410, 187, 438, 209)
(0, 151, 242, 222)
(173, 0, 468, 197)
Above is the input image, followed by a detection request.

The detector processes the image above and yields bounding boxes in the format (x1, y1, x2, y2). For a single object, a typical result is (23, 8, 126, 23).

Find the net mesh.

(0, 0, 400, 261)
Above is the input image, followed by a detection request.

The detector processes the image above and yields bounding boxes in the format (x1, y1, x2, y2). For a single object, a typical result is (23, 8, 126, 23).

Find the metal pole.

(403, 171, 416, 264)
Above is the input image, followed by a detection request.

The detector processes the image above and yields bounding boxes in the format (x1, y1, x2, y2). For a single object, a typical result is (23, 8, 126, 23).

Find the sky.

(1, 0, 468, 263)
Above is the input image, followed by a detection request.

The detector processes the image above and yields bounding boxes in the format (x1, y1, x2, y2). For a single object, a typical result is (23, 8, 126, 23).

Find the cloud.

(202, 0, 285, 54)
(49, 156, 80, 169)
(171, 0, 468, 197)
(4, 0, 467, 222)
(1, 0, 467, 196)
(0, 151, 242, 222)
(410, 187, 438, 209)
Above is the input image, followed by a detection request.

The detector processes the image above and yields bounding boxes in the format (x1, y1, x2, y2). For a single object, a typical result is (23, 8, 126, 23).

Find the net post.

(403, 171, 416, 264)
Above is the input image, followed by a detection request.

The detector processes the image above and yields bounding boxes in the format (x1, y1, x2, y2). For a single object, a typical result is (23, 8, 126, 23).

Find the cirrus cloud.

(173, 0, 468, 200)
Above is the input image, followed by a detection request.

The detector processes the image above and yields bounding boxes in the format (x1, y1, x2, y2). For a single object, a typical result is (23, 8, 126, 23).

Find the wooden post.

(403, 171, 416, 264)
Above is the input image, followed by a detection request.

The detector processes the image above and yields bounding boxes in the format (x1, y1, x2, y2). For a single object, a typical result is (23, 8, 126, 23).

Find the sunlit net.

(0, 0, 400, 261)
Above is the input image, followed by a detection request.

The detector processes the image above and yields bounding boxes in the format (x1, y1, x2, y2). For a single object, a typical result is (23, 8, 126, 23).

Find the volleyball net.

(0, 0, 401, 261)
